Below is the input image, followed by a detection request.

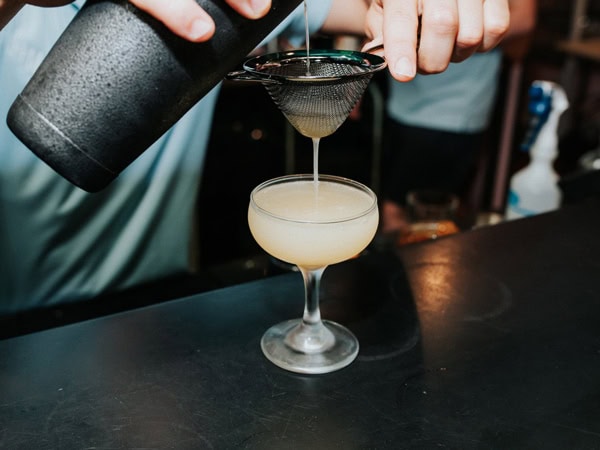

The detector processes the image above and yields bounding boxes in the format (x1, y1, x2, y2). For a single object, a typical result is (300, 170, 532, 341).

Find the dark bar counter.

(1, 197, 599, 449)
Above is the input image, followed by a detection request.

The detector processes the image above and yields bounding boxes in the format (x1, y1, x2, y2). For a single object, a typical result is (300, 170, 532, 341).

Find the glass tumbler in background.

(397, 189, 460, 246)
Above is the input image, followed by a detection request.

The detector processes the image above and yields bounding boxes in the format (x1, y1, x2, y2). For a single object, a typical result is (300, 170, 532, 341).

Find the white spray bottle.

(505, 80, 569, 220)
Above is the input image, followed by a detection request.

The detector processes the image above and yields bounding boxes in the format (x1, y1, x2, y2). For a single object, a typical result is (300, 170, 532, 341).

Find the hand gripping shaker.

(7, 0, 302, 192)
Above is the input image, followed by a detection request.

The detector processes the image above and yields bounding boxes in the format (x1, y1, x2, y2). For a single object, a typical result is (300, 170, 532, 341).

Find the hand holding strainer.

(227, 49, 387, 138)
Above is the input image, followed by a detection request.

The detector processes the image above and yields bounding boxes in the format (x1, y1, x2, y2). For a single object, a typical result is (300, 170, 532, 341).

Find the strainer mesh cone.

(243, 50, 386, 138)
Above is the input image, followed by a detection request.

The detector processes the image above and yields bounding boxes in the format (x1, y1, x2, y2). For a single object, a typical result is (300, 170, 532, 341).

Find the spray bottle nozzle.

(520, 82, 554, 152)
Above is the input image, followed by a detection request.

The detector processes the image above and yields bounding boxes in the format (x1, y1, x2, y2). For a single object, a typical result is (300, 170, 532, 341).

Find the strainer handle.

(225, 70, 279, 84)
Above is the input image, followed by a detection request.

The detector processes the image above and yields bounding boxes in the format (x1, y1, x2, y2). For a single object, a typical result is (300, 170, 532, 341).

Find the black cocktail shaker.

(7, 0, 301, 192)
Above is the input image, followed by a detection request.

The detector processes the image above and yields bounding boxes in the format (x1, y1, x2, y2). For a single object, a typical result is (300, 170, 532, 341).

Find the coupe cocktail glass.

(248, 174, 379, 374)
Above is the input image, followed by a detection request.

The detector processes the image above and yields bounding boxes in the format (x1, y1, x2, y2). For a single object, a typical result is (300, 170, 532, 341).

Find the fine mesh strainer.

(227, 49, 387, 138)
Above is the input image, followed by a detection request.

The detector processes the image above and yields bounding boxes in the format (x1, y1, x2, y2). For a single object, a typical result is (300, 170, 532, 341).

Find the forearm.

(0, 0, 24, 30)
(505, 0, 536, 40)
(320, 0, 368, 37)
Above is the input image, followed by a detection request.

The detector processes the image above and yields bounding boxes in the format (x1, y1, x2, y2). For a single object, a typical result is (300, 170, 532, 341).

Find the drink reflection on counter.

(397, 189, 461, 246)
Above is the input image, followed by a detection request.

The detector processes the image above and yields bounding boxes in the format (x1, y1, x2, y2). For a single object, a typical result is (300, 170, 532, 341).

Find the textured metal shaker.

(7, 0, 302, 192)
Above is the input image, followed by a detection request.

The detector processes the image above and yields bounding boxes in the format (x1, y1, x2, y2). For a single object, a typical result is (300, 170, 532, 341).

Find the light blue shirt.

(386, 50, 503, 134)
(0, 0, 332, 314)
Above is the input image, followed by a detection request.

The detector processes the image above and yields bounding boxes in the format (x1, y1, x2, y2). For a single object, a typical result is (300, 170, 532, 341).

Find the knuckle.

(485, 15, 510, 41)
(456, 30, 484, 50)
(427, 8, 458, 36)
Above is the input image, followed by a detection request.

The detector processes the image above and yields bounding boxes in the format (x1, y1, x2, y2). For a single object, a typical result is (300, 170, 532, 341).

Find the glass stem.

(300, 266, 325, 326)
(284, 266, 335, 354)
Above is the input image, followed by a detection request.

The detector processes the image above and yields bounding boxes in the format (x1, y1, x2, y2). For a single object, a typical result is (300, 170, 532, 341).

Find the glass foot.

(260, 319, 359, 374)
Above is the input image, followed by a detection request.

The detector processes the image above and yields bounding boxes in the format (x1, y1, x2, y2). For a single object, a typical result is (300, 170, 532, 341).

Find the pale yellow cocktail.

(248, 176, 378, 270)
